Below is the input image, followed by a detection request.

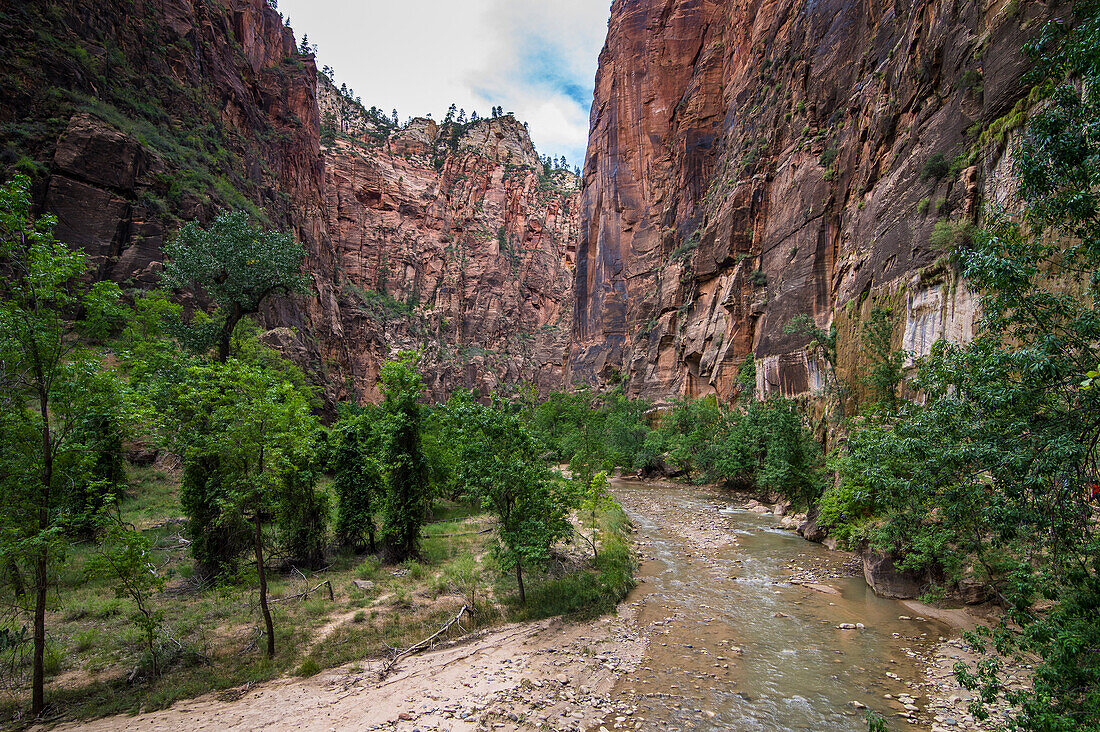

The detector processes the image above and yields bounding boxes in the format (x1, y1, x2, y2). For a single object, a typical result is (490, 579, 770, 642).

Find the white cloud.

(277, 0, 610, 167)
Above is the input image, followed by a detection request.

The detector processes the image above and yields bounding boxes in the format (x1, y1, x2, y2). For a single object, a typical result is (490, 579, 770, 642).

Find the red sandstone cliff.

(0, 0, 349, 403)
(0, 0, 577, 406)
(573, 0, 1055, 406)
(318, 79, 578, 401)
(3, 0, 1055, 410)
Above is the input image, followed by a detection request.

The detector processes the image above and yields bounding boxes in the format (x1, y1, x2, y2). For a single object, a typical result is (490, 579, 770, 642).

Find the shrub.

(921, 152, 950, 180)
(930, 218, 975, 252)
(296, 658, 321, 677)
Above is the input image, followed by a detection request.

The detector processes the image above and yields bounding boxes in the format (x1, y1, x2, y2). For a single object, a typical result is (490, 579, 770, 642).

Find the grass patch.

(1, 475, 635, 725)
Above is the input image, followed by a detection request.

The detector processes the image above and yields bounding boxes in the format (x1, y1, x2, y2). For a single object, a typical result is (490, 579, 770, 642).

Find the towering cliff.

(2, 0, 1056, 409)
(573, 0, 1055, 406)
(0, 0, 348, 403)
(0, 0, 577, 406)
(317, 79, 579, 401)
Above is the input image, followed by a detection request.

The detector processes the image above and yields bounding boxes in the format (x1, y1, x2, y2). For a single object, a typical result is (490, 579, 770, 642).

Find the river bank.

(44, 479, 1023, 732)
(613, 478, 1021, 732)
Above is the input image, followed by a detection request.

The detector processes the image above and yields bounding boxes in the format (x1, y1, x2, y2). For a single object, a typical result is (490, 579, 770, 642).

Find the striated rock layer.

(572, 0, 1058, 406)
(318, 80, 579, 401)
(3, 0, 1059, 409)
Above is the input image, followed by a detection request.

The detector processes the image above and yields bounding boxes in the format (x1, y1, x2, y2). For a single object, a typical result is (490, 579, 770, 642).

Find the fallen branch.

(429, 527, 493, 538)
(378, 605, 468, 680)
(272, 579, 334, 603)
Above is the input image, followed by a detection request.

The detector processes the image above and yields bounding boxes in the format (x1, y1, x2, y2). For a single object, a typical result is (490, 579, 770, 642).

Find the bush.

(930, 218, 975, 252)
(278, 452, 330, 569)
(296, 658, 321, 677)
(921, 152, 950, 180)
(510, 504, 635, 621)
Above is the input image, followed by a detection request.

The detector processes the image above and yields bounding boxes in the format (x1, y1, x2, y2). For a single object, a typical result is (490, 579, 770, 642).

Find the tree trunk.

(515, 559, 526, 604)
(254, 516, 275, 657)
(217, 305, 243, 363)
(32, 547, 47, 716)
(145, 608, 159, 677)
(32, 389, 53, 716)
(6, 558, 25, 599)
(367, 518, 376, 555)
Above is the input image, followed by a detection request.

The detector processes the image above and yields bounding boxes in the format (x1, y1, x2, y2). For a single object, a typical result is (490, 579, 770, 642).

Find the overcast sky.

(278, 0, 611, 168)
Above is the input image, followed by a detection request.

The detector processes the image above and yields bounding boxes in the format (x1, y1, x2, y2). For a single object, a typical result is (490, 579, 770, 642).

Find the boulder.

(797, 506, 827, 543)
(862, 548, 923, 599)
(956, 579, 988, 605)
(125, 440, 159, 466)
(53, 113, 150, 192)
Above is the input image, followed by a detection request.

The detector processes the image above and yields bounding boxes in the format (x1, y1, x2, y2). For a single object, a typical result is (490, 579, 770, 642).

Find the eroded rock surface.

(572, 0, 1057, 405)
(318, 79, 579, 401)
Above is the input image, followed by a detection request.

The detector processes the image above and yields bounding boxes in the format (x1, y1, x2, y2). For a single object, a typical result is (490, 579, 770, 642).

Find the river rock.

(956, 579, 988, 605)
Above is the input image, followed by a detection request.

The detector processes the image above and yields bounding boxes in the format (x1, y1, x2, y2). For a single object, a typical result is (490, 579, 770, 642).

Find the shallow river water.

(607, 480, 946, 731)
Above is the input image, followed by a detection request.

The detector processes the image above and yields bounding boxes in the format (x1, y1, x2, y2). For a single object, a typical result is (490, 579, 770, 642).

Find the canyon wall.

(572, 0, 1054, 406)
(318, 80, 578, 401)
(0, 0, 577, 406)
(0, 0, 348, 403)
(2, 0, 1058, 408)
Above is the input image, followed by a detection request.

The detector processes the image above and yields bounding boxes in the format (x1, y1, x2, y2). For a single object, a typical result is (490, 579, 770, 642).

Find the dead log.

(272, 579, 334, 603)
(378, 605, 468, 680)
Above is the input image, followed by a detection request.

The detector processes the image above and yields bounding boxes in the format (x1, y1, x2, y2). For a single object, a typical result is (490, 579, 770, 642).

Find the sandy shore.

(48, 606, 647, 732)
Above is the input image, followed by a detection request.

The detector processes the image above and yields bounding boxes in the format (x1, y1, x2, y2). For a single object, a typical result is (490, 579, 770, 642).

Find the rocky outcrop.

(572, 0, 1059, 405)
(862, 548, 925, 599)
(319, 78, 579, 401)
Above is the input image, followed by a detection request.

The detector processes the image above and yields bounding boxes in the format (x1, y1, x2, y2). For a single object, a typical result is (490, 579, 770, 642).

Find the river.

(604, 479, 949, 732)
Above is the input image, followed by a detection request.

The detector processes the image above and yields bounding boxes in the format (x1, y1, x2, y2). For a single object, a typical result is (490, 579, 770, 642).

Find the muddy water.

(607, 481, 945, 731)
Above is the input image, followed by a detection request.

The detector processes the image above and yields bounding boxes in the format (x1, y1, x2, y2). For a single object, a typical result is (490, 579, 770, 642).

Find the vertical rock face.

(319, 80, 579, 401)
(1, 0, 577, 407)
(4, 0, 1054, 410)
(1, 0, 347, 403)
(573, 0, 1055, 405)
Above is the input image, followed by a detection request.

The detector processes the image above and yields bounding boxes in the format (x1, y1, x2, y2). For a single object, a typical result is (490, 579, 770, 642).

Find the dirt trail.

(50, 606, 646, 732)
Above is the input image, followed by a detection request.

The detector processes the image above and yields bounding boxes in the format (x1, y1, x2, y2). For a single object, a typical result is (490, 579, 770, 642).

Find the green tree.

(646, 396, 724, 480)
(579, 471, 614, 560)
(378, 352, 430, 563)
(162, 210, 306, 362)
(86, 525, 167, 677)
(173, 360, 318, 656)
(600, 387, 651, 472)
(277, 439, 329, 569)
(0, 175, 129, 714)
(330, 413, 384, 553)
(451, 399, 571, 603)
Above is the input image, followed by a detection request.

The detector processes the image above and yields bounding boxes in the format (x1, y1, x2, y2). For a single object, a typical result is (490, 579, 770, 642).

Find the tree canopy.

(162, 210, 306, 362)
